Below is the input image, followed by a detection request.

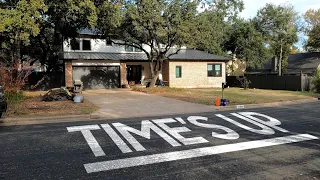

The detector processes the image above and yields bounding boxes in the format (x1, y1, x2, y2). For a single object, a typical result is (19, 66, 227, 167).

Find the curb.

(0, 114, 99, 126)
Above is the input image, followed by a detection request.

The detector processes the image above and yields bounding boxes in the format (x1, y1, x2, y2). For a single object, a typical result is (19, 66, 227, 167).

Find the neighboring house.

(61, 31, 231, 89)
(247, 52, 320, 75)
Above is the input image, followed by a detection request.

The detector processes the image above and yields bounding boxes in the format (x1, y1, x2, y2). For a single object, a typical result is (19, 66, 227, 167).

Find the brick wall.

(120, 62, 128, 85)
(162, 60, 169, 86)
(64, 60, 73, 87)
(168, 61, 226, 88)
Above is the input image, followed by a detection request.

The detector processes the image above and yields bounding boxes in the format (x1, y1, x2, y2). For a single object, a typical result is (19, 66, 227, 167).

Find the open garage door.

(72, 66, 120, 89)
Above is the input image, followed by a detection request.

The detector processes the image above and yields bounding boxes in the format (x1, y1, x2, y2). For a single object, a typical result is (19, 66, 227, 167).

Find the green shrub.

(312, 69, 320, 93)
(4, 91, 25, 115)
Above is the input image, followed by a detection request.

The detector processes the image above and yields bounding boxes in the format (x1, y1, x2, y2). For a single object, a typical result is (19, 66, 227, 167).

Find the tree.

(0, 0, 47, 64)
(254, 3, 298, 75)
(1, 0, 99, 88)
(192, 0, 244, 55)
(97, 0, 199, 87)
(303, 8, 320, 33)
(306, 24, 320, 52)
(223, 19, 270, 69)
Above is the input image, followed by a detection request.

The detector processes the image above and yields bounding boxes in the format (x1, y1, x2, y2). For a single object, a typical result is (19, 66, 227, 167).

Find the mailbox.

(222, 82, 227, 89)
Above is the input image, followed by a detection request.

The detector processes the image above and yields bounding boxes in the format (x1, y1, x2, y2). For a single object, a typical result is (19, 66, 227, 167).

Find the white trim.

(72, 60, 120, 66)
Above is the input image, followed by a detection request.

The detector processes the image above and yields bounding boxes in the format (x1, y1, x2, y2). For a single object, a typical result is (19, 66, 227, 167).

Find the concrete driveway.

(83, 89, 216, 119)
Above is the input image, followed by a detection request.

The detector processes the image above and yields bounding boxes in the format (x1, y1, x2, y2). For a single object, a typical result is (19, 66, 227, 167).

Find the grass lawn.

(133, 87, 319, 105)
(5, 91, 99, 118)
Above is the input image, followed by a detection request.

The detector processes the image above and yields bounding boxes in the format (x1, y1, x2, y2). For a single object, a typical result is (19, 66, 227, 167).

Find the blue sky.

(197, 1, 320, 49)
(240, 0, 320, 19)
(240, 1, 320, 49)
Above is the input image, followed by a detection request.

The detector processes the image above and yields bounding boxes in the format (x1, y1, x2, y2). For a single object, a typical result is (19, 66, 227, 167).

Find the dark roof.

(61, 49, 231, 61)
(168, 49, 231, 61)
(287, 53, 320, 72)
(61, 52, 148, 61)
(250, 52, 320, 74)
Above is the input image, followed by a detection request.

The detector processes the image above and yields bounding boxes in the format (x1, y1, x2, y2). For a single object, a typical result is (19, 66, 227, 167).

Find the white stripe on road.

(84, 134, 318, 173)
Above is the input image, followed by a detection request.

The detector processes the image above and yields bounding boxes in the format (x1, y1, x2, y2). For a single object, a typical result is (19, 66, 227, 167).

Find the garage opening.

(72, 66, 120, 89)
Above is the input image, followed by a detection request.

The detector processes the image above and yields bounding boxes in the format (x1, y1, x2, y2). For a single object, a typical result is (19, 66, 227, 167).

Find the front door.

(127, 65, 142, 84)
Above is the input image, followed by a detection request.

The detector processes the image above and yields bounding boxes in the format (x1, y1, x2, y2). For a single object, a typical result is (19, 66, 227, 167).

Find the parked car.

(0, 85, 7, 118)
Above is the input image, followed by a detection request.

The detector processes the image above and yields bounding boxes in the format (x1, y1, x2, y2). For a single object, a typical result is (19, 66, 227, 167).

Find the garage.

(72, 66, 120, 89)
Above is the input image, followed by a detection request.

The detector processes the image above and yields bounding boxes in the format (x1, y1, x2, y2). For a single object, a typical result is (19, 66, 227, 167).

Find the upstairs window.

(106, 39, 113, 46)
(82, 40, 91, 50)
(208, 64, 222, 77)
(71, 39, 80, 50)
(125, 44, 142, 52)
(125, 45, 134, 52)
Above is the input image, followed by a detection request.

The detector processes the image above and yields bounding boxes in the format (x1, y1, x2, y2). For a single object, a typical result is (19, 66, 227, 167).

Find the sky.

(240, 0, 320, 49)
(240, 0, 320, 19)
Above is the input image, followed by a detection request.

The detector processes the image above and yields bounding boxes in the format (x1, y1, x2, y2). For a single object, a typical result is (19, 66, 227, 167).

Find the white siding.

(63, 38, 151, 53)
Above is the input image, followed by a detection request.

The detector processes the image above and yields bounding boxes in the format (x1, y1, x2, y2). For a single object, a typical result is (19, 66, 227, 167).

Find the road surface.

(0, 102, 319, 180)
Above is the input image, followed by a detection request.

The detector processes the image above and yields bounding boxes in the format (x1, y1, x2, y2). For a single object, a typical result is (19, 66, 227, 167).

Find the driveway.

(83, 89, 215, 119)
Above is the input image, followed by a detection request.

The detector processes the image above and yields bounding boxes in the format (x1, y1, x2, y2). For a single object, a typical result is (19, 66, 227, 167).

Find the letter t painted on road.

(67, 125, 105, 157)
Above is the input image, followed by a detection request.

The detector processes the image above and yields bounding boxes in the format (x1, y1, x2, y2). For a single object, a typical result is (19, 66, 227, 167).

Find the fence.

(226, 74, 313, 91)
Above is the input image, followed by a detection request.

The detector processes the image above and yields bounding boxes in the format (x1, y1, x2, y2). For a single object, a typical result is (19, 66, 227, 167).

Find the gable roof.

(287, 52, 320, 71)
(61, 49, 231, 61)
(168, 49, 231, 61)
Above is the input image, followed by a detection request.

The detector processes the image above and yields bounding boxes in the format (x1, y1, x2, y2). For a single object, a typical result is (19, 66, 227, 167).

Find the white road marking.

(175, 117, 187, 124)
(238, 112, 289, 133)
(153, 118, 209, 145)
(187, 116, 240, 140)
(217, 114, 275, 135)
(112, 120, 181, 151)
(67, 125, 105, 157)
(84, 134, 318, 173)
(101, 124, 132, 153)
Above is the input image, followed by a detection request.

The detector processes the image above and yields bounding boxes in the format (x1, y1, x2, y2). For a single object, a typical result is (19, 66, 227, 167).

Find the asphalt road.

(0, 102, 319, 180)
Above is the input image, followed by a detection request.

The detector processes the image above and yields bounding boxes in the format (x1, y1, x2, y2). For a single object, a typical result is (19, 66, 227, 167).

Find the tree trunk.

(149, 71, 160, 87)
(279, 42, 282, 76)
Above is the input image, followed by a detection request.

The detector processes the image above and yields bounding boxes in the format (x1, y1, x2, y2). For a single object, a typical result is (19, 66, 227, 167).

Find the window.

(208, 64, 222, 77)
(125, 45, 134, 52)
(176, 66, 182, 78)
(82, 39, 91, 50)
(135, 47, 142, 52)
(71, 39, 80, 50)
(106, 39, 112, 46)
(125, 44, 142, 52)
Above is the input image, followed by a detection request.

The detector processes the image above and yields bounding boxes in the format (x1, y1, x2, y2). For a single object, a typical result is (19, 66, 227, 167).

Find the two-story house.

(60, 30, 231, 90)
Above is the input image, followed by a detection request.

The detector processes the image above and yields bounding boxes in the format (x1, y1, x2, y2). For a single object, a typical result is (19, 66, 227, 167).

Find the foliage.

(192, 0, 244, 55)
(312, 69, 320, 93)
(97, 0, 199, 87)
(0, 61, 32, 93)
(306, 24, 320, 52)
(236, 76, 251, 90)
(223, 19, 270, 69)
(253, 3, 298, 74)
(0, 0, 47, 63)
(303, 8, 320, 34)
(0, 60, 32, 115)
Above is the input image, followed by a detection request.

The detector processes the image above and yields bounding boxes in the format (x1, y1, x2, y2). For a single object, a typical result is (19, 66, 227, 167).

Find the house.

(246, 52, 320, 75)
(61, 31, 231, 90)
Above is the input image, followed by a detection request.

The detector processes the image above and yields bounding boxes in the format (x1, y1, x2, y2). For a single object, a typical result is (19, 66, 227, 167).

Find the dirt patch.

(5, 91, 99, 118)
